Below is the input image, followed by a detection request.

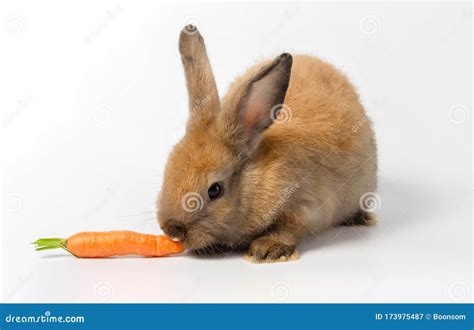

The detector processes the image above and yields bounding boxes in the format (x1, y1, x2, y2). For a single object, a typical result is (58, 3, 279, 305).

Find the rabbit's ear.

(229, 53, 292, 151)
(179, 25, 220, 123)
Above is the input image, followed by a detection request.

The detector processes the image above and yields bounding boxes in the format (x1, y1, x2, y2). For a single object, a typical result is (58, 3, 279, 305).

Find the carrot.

(33, 231, 185, 258)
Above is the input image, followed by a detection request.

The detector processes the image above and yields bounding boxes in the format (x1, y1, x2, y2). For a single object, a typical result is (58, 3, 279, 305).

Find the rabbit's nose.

(163, 222, 187, 241)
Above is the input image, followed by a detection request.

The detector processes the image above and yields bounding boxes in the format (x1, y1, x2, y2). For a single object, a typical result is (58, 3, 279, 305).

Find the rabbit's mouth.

(162, 221, 187, 242)
(177, 227, 217, 251)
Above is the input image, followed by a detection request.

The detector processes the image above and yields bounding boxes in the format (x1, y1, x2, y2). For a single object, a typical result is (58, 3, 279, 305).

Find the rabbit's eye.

(208, 182, 223, 200)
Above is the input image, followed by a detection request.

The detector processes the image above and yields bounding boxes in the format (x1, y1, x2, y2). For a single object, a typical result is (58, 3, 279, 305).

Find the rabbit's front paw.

(244, 237, 299, 263)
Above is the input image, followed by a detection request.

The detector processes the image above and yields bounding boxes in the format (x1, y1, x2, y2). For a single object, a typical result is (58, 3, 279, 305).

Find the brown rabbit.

(157, 25, 377, 263)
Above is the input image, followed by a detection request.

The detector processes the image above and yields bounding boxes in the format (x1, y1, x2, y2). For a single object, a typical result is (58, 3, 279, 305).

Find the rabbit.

(157, 25, 377, 263)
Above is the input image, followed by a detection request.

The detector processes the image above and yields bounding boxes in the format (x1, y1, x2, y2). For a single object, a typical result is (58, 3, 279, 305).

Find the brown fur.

(341, 210, 377, 226)
(157, 26, 377, 263)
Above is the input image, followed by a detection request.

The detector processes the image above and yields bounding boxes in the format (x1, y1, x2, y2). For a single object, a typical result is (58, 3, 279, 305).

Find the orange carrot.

(33, 231, 185, 258)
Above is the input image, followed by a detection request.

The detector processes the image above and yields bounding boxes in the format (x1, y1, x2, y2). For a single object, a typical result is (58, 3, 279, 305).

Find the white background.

(1, 1, 472, 302)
